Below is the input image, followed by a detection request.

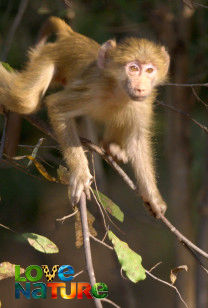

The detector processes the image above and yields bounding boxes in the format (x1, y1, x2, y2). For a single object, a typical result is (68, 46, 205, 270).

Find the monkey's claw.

(69, 168, 93, 205)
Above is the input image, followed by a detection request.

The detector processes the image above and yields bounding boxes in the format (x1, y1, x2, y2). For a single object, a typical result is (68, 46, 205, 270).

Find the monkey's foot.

(144, 200, 167, 219)
(68, 168, 93, 205)
(103, 142, 128, 164)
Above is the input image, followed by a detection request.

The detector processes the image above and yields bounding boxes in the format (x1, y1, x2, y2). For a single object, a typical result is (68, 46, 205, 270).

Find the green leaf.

(22, 233, 59, 254)
(1, 62, 13, 72)
(0, 262, 24, 281)
(93, 190, 124, 222)
(108, 231, 146, 283)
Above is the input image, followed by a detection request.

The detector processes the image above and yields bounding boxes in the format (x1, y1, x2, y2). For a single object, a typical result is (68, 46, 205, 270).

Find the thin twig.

(157, 101, 208, 134)
(91, 187, 124, 235)
(21, 115, 208, 261)
(90, 234, 113, 250)
(2, 156, 43, 181)
(0, 143, 57, 149)
(90, 188, 108, 231)
(191, 87, 208, 110)
(27, 138, 45, 167)
(146, 270, 188, 308)
(101, 298, 121, 308)
(91, 153, 124, 233)
(79, 193, 103, 308)
(166, 82, 208, 87)
(1, 0, 29, 61)
(148, 261, 162, 273)
(0, 112, 8, 158)
(181, 242, 208, 274)
(56, 210, 78, 223)
(160, 215, 208, 259)
(73, 270, 84, 279)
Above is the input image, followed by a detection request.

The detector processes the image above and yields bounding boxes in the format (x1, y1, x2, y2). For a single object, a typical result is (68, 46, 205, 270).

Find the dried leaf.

(27, 156, 56, 182)
(170, 265, 188, 285)
(0, 262, 24, 281)
(22, 233, 59, 254)
(57, 165, 69, 184)
(75, 210, 97, 248)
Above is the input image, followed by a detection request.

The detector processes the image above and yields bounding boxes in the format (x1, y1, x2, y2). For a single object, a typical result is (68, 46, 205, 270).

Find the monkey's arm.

(127, 132, 167, 217)
(46, 91, 92, 204)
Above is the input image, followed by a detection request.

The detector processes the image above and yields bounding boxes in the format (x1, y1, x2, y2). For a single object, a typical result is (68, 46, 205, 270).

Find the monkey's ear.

(97, 39, 116, 69)
(161, 46, 170, 75)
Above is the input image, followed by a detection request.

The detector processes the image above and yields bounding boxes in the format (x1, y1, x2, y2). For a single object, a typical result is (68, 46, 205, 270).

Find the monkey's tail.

(0, 63, 16, 89)
(37, 16, 73, 45)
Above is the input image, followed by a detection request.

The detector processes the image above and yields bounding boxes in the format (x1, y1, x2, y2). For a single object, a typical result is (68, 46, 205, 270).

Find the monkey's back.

(35, 31, 100, 86)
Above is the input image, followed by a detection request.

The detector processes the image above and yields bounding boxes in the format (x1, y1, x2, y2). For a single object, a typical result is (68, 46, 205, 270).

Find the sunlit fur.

(0, 17, 170, 216)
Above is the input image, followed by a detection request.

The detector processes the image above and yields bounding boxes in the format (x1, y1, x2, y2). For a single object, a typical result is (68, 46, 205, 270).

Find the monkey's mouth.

(127, 90, 147, 101)
(129, 94, 147, 101)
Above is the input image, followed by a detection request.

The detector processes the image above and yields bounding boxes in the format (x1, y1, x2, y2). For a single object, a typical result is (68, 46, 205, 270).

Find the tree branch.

(79, 193, 103, 308)
(22, 115, 208, 261)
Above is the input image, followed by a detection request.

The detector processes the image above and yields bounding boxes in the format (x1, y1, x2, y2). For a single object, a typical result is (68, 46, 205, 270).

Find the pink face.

(124, 61, 157, 101)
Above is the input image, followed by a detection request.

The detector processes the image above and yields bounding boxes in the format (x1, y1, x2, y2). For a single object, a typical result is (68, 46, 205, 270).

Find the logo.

(15, 265, 108, 300)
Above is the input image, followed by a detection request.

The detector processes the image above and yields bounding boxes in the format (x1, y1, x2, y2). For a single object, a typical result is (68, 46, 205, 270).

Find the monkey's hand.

(103, 142, 128, 164)
(69, 166, 93, 205)
(144, 197, 167, 219)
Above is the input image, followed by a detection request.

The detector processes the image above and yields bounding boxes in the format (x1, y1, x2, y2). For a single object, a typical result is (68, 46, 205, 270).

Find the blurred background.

(0, 0, 207, 307)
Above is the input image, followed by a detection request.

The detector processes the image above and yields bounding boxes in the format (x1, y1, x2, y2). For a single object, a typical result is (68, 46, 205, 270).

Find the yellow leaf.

(27, 156, 56, 182)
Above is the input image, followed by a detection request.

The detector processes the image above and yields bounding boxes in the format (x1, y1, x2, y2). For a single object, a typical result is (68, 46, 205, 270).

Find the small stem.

(79, 193, 103, 308)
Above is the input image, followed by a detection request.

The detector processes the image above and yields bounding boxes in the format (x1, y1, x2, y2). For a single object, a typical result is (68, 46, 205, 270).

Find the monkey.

(0, 17, 170, 217)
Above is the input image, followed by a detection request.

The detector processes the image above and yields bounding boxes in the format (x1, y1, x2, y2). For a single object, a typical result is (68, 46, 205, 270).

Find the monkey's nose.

(136, 88, 146, 95)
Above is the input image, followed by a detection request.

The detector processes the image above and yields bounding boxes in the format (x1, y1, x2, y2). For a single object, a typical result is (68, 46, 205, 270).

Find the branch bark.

(79, 193, 103, 308)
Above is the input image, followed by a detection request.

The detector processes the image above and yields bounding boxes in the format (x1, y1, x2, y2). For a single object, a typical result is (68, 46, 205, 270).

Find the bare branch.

(1, 0, 29, 61)
(27, 138, 45, 167)
(166, 82, 208, 87)
(19, 115, 208, 261)
(79, 193, 103, 308)
(102, 298, 121, 308)
(157, 101, 208, 134)
(90, 234, 113, 250)
(191, 87, 208, 110)
(148, 262, 162, 273)
(146, 270, 188, 308)
(56, 210, 78, 223)
(0, 112, 8, 158)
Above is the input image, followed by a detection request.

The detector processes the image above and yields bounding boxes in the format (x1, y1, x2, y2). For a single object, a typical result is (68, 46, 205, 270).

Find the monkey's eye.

(129, 65, 139, 72)
(146, 67, 154, 73)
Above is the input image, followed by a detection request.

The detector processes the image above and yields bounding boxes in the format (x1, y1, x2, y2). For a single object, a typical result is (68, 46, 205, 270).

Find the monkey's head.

(97, 38, 170, 101)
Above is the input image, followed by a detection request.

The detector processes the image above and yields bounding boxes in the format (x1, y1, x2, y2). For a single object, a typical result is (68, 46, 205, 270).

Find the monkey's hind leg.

(0, 61, 55, 114)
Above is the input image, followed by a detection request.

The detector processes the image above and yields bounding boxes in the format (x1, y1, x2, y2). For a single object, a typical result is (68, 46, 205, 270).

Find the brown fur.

(0, 17, 170, 216)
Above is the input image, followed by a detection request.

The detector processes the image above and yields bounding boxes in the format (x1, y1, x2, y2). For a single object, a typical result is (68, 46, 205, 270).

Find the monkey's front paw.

(69, 168, 93, 205)
(103, 142, 128, 164)
(145, 200, 167, 218)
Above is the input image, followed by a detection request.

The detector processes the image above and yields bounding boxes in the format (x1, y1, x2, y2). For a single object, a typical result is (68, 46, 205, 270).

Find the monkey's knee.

(10, 94, 40, 114)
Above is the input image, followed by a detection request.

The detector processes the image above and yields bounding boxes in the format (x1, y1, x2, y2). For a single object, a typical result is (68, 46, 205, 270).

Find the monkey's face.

(124, 61, 157, 101)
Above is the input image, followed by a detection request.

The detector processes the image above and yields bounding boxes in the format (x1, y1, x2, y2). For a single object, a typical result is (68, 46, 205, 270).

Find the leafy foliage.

(108, 231, 146, 283)
(22, 233, 59, 254)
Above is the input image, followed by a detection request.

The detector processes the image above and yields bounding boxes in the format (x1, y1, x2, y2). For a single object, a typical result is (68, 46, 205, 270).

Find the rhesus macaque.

(0, 17, 170, 217)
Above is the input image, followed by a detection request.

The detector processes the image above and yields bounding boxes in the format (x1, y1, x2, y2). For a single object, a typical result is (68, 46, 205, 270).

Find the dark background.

(0, 1, 208, 308)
